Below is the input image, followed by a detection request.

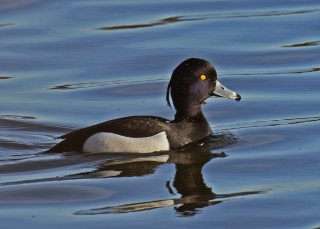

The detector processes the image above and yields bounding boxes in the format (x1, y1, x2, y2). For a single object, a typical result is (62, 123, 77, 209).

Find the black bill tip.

(235, 94, 241, 102)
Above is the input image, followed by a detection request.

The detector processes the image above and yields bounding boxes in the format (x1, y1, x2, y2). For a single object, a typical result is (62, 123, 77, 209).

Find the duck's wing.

(59, 116, 169, 139)
(47, 116, 170, 153)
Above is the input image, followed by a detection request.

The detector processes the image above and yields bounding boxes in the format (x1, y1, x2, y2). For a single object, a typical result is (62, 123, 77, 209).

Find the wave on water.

(96, 8, 320, 30)
(50, 77, 166, 90)
(215, 116, 320, 131)
(0, 76, 14, 80)
(0, 116, 73, 164)
(223, 66, 320, 77)
(282, 40, 320, 48)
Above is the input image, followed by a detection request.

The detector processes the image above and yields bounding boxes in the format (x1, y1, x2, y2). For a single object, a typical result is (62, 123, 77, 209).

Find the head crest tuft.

(166, 79, 172, 108)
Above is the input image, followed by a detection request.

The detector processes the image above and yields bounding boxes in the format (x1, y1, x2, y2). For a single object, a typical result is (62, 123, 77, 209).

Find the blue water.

(0, 1, 320, 228)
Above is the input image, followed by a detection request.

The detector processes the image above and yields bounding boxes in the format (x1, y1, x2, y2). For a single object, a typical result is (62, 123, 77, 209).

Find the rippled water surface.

(1, 1, 320, 228)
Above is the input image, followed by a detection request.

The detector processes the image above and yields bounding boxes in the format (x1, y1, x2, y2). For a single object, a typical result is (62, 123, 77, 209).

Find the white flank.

(83, 132, 170, 153)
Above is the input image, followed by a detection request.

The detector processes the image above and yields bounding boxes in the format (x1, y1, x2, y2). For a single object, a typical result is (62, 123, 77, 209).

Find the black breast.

(167, 113, 212, 149)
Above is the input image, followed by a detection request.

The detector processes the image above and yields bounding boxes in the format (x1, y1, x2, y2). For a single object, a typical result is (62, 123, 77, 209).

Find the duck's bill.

(210, 81, 241, 102)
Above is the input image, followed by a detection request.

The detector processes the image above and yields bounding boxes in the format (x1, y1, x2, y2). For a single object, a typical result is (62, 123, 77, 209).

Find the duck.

(47, 58, 241, 153)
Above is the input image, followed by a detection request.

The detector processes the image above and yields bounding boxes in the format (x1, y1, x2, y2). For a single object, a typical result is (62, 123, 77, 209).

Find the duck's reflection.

(170, 149, 223, 216)
(76, 144, 261, 216)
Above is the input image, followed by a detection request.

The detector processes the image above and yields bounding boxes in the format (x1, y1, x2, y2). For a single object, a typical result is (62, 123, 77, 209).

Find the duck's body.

(48, 58, 240, 153)
(48, 114, 211, 153)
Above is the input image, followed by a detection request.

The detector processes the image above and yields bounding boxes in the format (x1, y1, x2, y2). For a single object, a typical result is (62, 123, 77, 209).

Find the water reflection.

(0, 133, 262, 216)
(75, 146, 262, 216)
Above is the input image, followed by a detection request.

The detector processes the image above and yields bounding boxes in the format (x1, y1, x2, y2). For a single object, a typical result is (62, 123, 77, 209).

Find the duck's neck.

(174, 107, 205, 122)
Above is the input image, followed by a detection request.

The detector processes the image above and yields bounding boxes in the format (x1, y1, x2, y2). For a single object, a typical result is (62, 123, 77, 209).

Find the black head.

(166, 58, 217, 117)
(166, 58, 241, 119)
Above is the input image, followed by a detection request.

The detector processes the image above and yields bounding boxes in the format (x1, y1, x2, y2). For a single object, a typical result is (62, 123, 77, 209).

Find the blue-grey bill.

(211, 80, 241, 102)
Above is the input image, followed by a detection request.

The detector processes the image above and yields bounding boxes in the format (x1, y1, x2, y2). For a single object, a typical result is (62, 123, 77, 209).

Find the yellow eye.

(200, 74, 206, 80)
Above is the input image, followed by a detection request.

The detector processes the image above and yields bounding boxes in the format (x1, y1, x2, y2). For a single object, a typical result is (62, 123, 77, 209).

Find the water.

(0, 0, 320, 228)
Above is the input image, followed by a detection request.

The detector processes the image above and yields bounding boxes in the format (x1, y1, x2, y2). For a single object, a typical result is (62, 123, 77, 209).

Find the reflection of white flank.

(83, 132, 170, 153)
(109, 199, 175, 213)
(111, 155, 170, 165)
(92, 170, 122, 178)
(76, 199, 175, 215)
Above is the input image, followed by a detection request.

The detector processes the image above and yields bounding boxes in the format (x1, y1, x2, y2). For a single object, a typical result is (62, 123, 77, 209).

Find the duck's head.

(166, 58, 241, 118)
